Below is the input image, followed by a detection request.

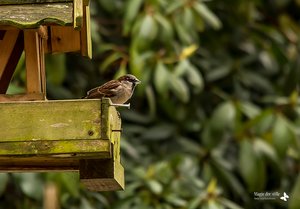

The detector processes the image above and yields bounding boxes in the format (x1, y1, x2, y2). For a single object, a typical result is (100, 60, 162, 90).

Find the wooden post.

(24, 29, 46, 99)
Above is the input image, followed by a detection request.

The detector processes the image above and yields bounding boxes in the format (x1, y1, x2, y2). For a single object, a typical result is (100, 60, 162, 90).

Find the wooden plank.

(0, 30, 19, 73)
(73, 0, 83, 29)
(38, 26, 47, 94)
(0, 3, 73, 29)
(0, 157, 79, 171)
(101, 98, 122, 141)
(80, 2, 92, 58)
(45, 26, 80, 54)
(0, 30, 24, 93)
(0, 139, 110, 156)
(80, 159, 124, 191)
(0, 99, 103, 142)
(24, 30, 45, 95)
(0, 0, 72, 4)
(0, 93, 44, 101)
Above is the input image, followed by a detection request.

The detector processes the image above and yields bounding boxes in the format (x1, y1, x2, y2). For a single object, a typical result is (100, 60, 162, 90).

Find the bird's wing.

(86, 80, 120, 99)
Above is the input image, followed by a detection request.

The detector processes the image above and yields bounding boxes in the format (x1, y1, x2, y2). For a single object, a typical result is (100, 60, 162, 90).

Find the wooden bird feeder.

(0, 0, 124, 191)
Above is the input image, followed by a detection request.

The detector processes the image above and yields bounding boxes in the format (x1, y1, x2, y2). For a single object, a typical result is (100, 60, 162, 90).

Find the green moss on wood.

(0, 99, 121, 158)
(0, 3, 73, 28)
(0, 0, 72, 5)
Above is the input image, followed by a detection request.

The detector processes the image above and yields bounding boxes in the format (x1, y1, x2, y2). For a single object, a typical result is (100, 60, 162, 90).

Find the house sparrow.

(84, 74, 141, 104)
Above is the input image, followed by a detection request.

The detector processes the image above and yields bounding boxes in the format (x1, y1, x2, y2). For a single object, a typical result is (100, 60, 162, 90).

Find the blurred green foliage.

(2, 0, 300, 208)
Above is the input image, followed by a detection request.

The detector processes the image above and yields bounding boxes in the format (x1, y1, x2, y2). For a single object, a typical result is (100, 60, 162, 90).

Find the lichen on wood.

(0, 3, 73, 28)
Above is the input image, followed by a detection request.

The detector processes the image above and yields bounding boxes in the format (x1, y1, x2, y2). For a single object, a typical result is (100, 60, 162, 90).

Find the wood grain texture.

(0, 98, 124, 191)
(0, 0, 72, 4)
(0, 99, 102, 142)
(73, 0, 83, 29)
(80, 2, 92, 58)
(0, 157, 79, 171)
(0, 3, 73, 29)
(80, 159, 124, 191)
(24, 30, 44, 94)
(0, 139, 110, 156)
(0, 30, 23, 93)
(45, 26, 80, 53)
(0, 93, 44, 101)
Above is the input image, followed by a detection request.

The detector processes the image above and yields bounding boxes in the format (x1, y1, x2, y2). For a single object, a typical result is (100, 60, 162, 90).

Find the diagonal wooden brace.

(0, 30, 24, 94)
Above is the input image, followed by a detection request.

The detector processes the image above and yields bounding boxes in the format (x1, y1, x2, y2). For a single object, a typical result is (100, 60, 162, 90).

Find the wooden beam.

(0, 99, 103, 142)
(24, 30, 46, 97)
(44, 26, 81, 54)
(74, 0, 83, 29)
(0, 157, 79, 171)
(0, 3, 73, 29)
(0, 139, 110, 157)
(80, 1, 92, 58)
(0, 93, 44, 102)
(80, 159, 124, 191)
(0, 30, 24, 93)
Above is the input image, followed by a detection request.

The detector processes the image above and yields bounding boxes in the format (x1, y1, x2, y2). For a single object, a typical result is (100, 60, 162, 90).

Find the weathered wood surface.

(0, 0, 71, 4)
(80, 159, 124, 191)
(73, 0, 83, 29)
(0, 93, 44, 101)
(44, 26, 81, 54)
(0, 157, 79, 171)
(0, 98, 124, 191)
(24, 30, 46, 96)
(80, 2, 92, 58)
(0, 139, 110, 156)
(0, 3, 73, 28)
(0, 99, 102, 142)
(0, 30, 24, 93)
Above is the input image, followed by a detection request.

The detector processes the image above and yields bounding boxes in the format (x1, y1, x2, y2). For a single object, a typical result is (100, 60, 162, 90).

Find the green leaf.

(80, 197, 94, 209)
(289, 174, 300, 209)
(170, 75, 190, 103)
(46, 54, 66, 85)
(186, 62, 204, 92)
(165, 194, 187, 207)
(183, 7, 194, 28)
(16, 173, 43, 200)
(210, 101, 236, 132)
(174, 22, 192, 44)
(218, 198, 244, 209)
(99, 52, 122, 72)
(146, 179, 163, 195)
(206, 64, 231, 82)
(193, 2, 222, 29)
(154, 13, 174, 40)
(60, 173, 80, 198)
(166, 1, 185, 14)
(139, 15, 158, 40)
(154, 61, 170, 96)
(141, 123, 174, 141)
(123, 0, 144, 35)
(239, 139, 266, 192)
(7, 83, 25, 94)
(203, 200, 225, 209)
(0, 173, 9, 195)
(253, 138, 279, 163)
(272, 114, 295, 158)
(240, 101, 261, 119)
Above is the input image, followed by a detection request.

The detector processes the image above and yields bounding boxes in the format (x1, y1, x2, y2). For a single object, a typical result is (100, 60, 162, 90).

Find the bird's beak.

(135, 79, 141, 84)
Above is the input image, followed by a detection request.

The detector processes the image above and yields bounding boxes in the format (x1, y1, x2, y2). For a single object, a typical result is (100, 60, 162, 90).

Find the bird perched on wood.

(83, 74, 141, 104)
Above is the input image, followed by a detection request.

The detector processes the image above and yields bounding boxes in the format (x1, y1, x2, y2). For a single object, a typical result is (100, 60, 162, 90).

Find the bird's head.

(118, 74, 141, 85)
